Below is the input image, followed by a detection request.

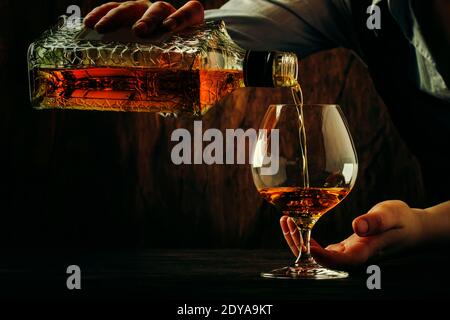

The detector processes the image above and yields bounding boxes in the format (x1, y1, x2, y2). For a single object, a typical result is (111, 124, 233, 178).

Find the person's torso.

(350, 0, 450, 204)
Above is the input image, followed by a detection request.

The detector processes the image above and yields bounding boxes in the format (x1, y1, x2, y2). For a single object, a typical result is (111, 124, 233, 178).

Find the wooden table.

(1, 249, 449, 302)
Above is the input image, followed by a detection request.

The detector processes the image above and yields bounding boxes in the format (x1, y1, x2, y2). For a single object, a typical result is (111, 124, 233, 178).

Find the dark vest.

(350, 0, 450, 205)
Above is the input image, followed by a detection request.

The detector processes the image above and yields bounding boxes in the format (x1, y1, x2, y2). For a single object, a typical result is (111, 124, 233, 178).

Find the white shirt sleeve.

(204, 0, 358, 58)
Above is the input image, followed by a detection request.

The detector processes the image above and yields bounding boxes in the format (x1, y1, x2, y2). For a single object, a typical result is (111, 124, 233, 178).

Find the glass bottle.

(28, 16, 298, 117)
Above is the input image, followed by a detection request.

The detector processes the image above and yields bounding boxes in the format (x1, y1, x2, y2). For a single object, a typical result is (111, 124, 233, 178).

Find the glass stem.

(294, 227, 314, 266)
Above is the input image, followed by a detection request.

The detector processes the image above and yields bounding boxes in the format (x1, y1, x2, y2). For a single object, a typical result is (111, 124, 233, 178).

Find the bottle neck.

(243, 51, 298, 88)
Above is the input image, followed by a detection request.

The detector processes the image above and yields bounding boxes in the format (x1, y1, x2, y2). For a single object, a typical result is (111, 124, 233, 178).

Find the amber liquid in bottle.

(29, 20, 300, 116)
(33, 67, 244, 116)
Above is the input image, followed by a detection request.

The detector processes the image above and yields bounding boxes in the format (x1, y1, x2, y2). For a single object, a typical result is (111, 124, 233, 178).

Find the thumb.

(352, 201, 407, 237)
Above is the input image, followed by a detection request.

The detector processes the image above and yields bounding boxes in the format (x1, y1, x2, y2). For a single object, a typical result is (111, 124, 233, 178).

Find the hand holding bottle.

(84, 0, 204, 37)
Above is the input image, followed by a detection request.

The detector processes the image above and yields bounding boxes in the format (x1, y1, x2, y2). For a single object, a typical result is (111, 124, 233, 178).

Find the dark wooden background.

(0, 0, 425, 249)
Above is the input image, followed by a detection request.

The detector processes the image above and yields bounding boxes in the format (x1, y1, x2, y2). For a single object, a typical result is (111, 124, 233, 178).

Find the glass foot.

(261, 263, 348, 280)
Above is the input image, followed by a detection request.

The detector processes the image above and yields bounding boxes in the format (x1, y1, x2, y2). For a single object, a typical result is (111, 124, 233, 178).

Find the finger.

(317, 230, 404, 268)
(309, 239, 348, 268)
(95, 2, 150, 33)
(133, 1, 177, 37)
(310, 238, 322, 248)
(311, 245, 355, 268)
(84, 2, 121, 28)
(352, 201, 407, 237)
(325, 242, 345, 252)
(315, 235, 368, 268)
(311, 241, 347, 267)
(280, 216, 290, 234)
(286, 218, 301, 250)
(161, 0, 204, 32)
(280, 216, 299, 257)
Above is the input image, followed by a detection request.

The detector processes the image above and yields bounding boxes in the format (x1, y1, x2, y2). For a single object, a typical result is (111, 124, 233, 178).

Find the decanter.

(28, 16, 298, 116)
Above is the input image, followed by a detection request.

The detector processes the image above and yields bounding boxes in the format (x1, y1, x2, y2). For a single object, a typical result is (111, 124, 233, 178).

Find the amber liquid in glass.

(259, 187, 350, 228)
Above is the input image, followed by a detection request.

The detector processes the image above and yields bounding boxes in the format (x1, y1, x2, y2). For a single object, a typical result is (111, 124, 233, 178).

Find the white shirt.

(205, 0, 450, 102)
